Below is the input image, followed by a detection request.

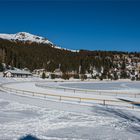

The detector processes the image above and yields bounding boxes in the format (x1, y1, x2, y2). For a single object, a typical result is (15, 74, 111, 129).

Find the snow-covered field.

(3, 81, 139, 108)
(0, 77, 140, 139)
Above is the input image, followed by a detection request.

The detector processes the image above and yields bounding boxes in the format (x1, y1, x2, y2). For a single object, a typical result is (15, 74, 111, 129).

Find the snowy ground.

(4, 81, 140, 108)
(0, 77, 140, 139)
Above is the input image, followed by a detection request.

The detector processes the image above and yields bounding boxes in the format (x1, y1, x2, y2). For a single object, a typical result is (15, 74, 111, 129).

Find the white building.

(3, 70, 32, 78)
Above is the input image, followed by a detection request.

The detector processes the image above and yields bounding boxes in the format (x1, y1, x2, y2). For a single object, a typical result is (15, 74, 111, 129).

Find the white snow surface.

(0, 77, 140, 139)
(0, 32, 52, 44)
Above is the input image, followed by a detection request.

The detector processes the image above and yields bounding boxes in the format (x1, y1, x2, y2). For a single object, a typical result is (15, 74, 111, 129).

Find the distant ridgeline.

(0, 38, 140, 80)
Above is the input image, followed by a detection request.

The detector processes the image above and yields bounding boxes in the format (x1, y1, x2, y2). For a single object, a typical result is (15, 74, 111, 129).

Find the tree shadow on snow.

(19, 134, 40, 140)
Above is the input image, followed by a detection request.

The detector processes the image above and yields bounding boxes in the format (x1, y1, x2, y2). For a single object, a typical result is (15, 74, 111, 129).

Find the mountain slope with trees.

(0, 37, 140, 80)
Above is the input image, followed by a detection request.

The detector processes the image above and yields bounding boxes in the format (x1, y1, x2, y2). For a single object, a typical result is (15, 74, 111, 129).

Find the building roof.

(4, 70, 32, 75)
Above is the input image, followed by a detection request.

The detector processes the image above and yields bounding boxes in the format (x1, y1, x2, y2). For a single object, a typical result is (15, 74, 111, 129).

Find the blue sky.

(0, 0, 140, 52)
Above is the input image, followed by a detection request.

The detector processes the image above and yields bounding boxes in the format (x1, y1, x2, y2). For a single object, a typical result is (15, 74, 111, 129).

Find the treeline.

(0, 39, 140, 74)
(0, 39, 79, 72)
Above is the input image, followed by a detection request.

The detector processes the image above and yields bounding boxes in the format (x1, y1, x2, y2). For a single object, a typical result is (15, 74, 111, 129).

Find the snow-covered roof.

(4, 70, 32, 75)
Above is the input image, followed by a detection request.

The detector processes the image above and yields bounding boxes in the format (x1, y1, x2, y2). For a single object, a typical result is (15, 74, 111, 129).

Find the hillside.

(0, 32, 140, 80)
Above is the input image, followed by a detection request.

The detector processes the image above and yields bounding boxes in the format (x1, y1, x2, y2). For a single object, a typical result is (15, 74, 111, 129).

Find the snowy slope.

(0, 32, 52, 44)
(0, 32, 79, 52)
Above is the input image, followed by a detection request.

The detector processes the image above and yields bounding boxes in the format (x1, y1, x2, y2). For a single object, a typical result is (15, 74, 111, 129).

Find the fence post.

(79, 98, 81, 103)
(103, 100, 105, 105)
(132, 104, 134, 109)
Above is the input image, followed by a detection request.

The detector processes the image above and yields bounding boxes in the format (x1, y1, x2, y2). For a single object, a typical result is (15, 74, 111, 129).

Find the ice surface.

(60, 81, 140, 91)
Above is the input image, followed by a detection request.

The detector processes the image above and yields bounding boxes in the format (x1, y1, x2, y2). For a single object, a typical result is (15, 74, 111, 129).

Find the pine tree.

(0, 63, 4, 72)
(41, 72, 46, 79)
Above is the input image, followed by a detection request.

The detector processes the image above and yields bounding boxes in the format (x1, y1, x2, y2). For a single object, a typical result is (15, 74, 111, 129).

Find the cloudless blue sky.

(0, 0, 140, 52)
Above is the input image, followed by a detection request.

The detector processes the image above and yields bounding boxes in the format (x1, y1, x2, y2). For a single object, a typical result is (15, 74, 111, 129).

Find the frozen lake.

(60, 81, 140, 91)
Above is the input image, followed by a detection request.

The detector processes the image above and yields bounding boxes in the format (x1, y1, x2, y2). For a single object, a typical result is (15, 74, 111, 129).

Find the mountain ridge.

(0, 32, 52, 44)
(0, 32, 79, 52)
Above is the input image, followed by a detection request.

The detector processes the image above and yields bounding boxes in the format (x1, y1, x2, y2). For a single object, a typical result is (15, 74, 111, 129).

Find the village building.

(53, 68, 62, 77)
(3, 70, 32, 78)
(32, 69, 45, 75)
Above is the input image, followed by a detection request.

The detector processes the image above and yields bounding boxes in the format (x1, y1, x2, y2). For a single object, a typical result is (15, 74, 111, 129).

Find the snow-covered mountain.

(0, 32, 78, 52)
(0, 32, 52, 44)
